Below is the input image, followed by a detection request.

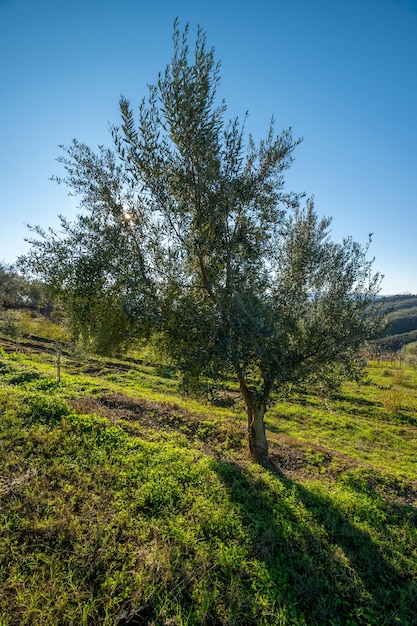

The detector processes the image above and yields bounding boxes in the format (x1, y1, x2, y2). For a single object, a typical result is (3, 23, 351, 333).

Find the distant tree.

(0, 263, 20, 308)
(21, 21, 383, 465)
(0, 263, 29, 309)
(0, 262, 42, 309)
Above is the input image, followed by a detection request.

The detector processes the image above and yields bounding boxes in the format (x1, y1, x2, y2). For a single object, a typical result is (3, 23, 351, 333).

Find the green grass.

(0, 340, 416, 625)
(268, 361, 417, 480)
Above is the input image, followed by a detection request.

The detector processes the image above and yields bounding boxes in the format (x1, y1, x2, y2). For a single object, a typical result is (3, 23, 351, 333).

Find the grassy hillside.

(378, 294, 417, 352)
(0, 332, 416, 625)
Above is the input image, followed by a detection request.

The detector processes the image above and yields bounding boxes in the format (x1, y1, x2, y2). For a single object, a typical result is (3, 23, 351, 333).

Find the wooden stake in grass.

(56, 344, 61, 383)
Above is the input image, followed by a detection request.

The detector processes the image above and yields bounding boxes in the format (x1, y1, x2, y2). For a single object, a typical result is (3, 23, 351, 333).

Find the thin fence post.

(56, 345, 61, 383)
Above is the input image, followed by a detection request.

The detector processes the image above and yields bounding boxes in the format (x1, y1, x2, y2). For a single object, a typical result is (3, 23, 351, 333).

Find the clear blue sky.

(1, 0, 416, 294)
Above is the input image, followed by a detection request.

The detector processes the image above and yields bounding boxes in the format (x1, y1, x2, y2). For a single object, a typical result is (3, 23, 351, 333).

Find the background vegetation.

(376, 294, 417, 352)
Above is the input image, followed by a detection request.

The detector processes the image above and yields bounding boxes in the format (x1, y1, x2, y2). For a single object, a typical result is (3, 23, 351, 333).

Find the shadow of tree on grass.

(212, 459, 417, 625)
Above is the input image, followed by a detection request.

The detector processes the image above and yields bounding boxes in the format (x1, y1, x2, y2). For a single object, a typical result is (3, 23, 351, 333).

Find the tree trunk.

(236, 371, 270, 465)
(245, 402, 269, 466)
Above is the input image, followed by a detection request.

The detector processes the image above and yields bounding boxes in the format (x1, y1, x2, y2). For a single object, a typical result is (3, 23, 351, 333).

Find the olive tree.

(22, 22, 382, 465)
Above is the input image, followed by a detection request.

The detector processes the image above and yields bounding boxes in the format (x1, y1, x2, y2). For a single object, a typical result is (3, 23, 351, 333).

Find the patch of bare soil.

(0, 335, 57, 355)
(80, 361, 137, 375)
(69, 393, 199, 429)
(268, 432, 417, 506)
(0, 337, 143, 374)
(268, 432, 358, 478)
(67, 393, 246, 456)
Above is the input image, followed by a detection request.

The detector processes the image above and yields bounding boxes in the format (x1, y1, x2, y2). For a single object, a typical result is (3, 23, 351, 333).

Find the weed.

(382, 387, 403, 414)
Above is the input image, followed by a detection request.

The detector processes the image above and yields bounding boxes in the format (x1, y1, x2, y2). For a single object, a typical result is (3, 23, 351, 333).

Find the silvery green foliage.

(21, 21, 382, 463)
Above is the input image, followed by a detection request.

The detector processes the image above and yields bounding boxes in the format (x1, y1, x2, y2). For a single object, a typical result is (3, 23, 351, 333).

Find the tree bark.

(245, 402, 269, 466)
(236, 370, 270, 465)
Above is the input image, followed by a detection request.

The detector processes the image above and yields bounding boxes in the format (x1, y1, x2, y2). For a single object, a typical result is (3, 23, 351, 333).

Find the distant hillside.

(376, 294, 417, 352)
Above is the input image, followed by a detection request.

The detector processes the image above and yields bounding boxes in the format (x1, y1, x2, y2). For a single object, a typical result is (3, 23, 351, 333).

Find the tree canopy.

(21, 21, 383, 465)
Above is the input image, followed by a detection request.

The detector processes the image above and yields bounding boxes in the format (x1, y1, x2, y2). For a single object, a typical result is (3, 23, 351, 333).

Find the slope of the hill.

(377, 294, 417, 352)
(0, 335, 416, 625)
